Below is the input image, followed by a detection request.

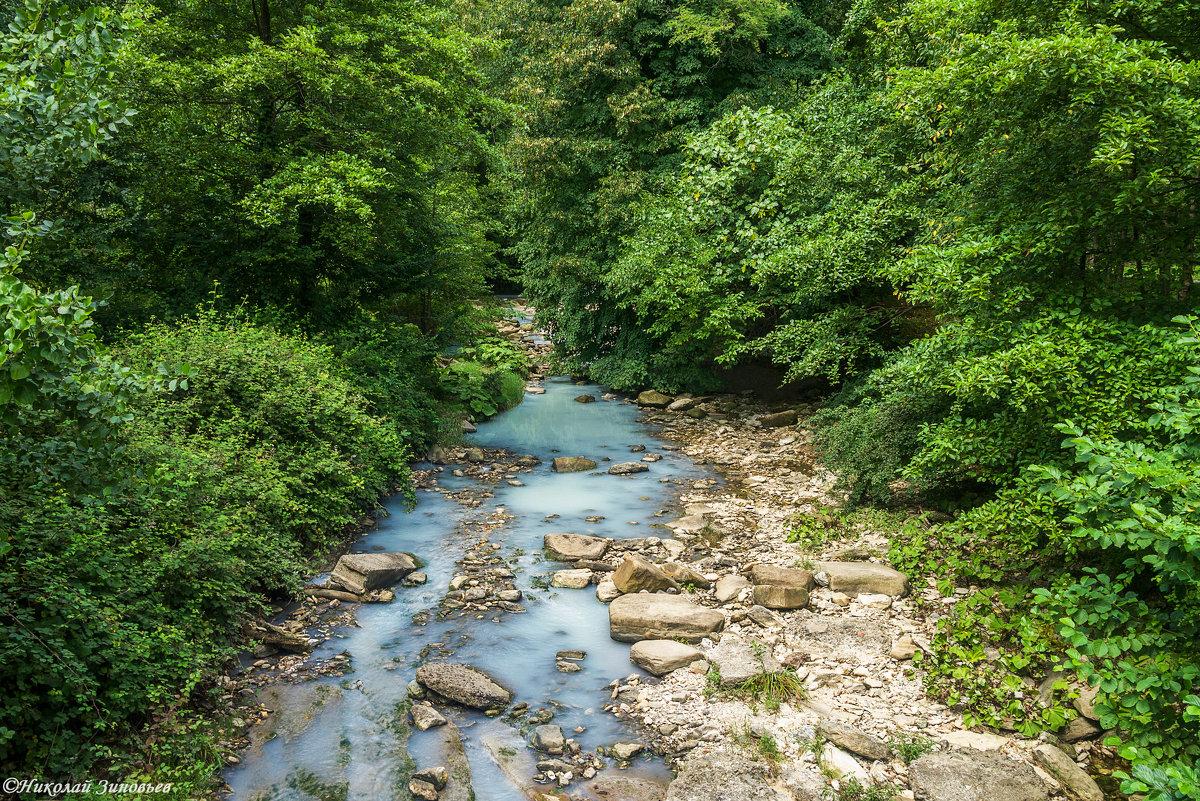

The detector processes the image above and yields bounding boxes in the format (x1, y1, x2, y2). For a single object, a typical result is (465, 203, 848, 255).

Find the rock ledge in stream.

(544, 533, 610, 561)
(415, 663, 512, 710)
(329, 552, 417, 595)
(552, 456, 597, 473)
(609, 593, 725, 642)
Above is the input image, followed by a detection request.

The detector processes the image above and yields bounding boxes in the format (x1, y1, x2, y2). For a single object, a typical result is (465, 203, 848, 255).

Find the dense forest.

(1, 0, 1197, 796)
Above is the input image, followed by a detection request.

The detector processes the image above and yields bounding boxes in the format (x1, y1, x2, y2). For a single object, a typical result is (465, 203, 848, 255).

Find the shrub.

(0, 309, 412, 785)
(439, 335, 530, 419)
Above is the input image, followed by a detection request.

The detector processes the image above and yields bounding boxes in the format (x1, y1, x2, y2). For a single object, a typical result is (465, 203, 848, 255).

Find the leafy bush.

(439, 334, 529, 419)
(321, 315, 445, 451)
(921, 588, 1075, 736)
(0, 310, 412, 785)
(917, 320, 1200, 781)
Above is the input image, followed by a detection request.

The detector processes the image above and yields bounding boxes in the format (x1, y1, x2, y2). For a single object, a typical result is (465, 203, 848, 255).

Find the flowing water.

(225, 375, 714, 801)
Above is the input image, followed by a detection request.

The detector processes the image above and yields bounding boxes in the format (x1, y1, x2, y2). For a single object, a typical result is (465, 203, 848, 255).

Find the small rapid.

(224, 375, 716, 801)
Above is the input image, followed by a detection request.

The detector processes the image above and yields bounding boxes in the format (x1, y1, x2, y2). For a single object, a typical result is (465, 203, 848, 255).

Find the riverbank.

(588, 390, 1114, 801)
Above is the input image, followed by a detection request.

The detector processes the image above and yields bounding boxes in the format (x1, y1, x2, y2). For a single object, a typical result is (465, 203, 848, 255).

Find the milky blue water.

(224, 377, 709, 801)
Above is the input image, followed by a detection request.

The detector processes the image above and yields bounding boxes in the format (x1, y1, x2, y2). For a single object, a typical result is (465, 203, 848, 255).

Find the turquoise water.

(224, 377, 709, 800)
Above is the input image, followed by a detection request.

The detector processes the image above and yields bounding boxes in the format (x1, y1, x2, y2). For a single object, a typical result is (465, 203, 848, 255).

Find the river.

(223, 372, 716, 800)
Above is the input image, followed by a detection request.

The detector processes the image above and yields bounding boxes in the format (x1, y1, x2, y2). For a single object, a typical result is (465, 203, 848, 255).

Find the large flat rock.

(746, 563, 814, 590)
(544, 533, 610, 561)
(609, 593, 725, 642)
(1033, 744, 1103, 801)
(415, 663, 512, 710)
(752, 584, 809, 609)
(706, 634, 781, 687)
(910, 750, 1048, 801)
(665, 744, 791, 801)
(636, 390, 673, 408)
(630, 640, 703, 676)
(816, 561, 909, 597)
(329, 552, 417, 594)
(589, 775, 667, 801)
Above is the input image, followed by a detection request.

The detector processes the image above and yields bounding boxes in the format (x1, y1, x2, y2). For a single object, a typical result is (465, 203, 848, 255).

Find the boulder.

(608, 462, 650, 475)
(668, 514, 708, 534)
(613, 555, 678, 593)
(1061, 717, 1102, 742)
(752, 584, 809, 609)
(630, 640, 703, 676)
(588, 774, 667, 801)
(410, 703, 448, 731)
(745, 605, 783, 627)
(612, 742, 644, 760)
(415, 663, 512, 710)
(409, 778, 438, 800)
(329, 552, 417, 595)
(714, 574, 750, 602)
(816, 561, 909, 597)
(413, 766, 448, 790)
(575, 394, 597, 403)
(909, 750, 1048, 801)
(532, 724, 565, 755)
(437, 722, 473, 801)
(595, 577, 621, 603)
(544, 533, 610, 561)
(706, 635, 781, 687)
(817, 720, 889, 761)
(745, 563, 814, 591)
(857, 592, 893, 609)
(1073, 684, 1099, 721)
(820, 743, 869, 782)
(666, 397, 698, 412)
(1033, 744, 1104, 801)
(666, 744, 790, 801)
(759, 409, 798, 428)
(552, 456, 597, 472)
(609, 593, 725, 642)
(660, 562, 712, 588)
(551, 568, 593, 589)
(890, 634, 919, 660)
(636, 390, 673, 408)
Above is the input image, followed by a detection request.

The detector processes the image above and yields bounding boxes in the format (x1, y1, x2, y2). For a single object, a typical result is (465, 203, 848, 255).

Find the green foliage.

(439, 332, 530, 419)
(727, 669, 806, 713)
(320, 316, 445, 451)
(508, 0, 843, 390)
(27, 0, 504, 329)
(828, 778, 899, 801)
(0, 0, 135, 205)
(1116, 738, 1200, 800)
(921, 588, 1076, 736)
(887, 733, 934, 764)
(0, 310, 412, 783)
(917, 320, 1200, 770)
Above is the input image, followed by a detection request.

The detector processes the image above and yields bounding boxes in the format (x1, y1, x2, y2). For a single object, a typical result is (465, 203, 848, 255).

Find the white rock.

(820, 743, 870, 782)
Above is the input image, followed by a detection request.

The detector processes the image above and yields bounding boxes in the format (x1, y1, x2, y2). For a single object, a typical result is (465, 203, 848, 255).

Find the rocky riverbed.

(217, 301, 1111, 801)
(574, 387, 1112, 801)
